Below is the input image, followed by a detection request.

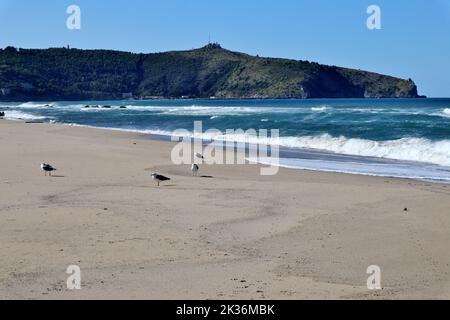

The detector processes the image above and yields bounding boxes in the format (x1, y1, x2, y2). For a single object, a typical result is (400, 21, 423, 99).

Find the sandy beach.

(1, 119, 450, 300)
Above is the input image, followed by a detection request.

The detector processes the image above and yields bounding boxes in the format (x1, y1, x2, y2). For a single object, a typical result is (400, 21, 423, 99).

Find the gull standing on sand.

(151, 172, 171, 187)
(41, 163, 57, 176)
(191, 164, 199, 176)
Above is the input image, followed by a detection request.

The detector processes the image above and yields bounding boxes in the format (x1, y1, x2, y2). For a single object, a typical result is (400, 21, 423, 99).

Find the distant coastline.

(0, 44, 422, 101)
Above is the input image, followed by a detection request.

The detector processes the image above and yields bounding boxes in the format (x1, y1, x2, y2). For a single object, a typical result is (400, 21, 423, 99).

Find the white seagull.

(41, 163, 57, 176)
(151, 172, 171, 187)
(191, 164, 199, 177)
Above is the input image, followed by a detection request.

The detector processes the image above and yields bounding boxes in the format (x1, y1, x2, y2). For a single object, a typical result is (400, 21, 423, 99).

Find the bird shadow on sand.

(50, 175, 66, 178)
(199, 175, 214, 178)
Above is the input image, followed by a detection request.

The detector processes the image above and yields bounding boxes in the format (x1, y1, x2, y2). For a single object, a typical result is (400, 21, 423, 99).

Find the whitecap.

(311, 106, 329, 112)
(177, 131, 450, 167)
(3, 110, 49, 121)
(16, 102, 53, 109)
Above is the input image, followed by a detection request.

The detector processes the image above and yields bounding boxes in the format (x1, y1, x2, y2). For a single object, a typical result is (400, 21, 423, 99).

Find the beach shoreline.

(1, 119, 450, 299)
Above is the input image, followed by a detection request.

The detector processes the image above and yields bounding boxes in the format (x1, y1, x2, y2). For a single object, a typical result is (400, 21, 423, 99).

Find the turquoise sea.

(2, 98, 450, 182)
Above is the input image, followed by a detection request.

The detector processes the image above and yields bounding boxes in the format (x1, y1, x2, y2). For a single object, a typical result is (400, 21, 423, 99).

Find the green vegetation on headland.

(0, 43, 422, 101)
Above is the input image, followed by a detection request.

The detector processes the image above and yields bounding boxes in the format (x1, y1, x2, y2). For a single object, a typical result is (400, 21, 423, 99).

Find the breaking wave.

(16, 102, 53, 108)
(165, 130, 450, 167)
(3, 110, 49, 121)
(4, 99, 450, 170)
(77, 126, 450, 167)
(274, 134, 450, 166)
(311, 106, 329, 112)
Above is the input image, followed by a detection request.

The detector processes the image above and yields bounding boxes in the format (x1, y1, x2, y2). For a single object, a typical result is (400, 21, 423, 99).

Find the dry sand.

(1, 120, 450, 300)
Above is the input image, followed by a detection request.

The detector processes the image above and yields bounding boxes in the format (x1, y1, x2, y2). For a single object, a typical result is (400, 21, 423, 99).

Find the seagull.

(191, 164, 199, 176)
(41, 163, 57, 176)
(195, 153, 204, 160)
(151, 172, 171, 187)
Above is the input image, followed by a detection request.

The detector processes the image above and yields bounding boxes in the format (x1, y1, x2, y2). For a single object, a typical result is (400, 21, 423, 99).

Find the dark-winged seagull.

(41, 163, 57, 176)
(151, 172, 171, 187)
(191, 164, 199, 176)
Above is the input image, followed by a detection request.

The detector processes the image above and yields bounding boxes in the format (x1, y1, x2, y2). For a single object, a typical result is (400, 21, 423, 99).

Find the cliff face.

(0, 45, 420, 101)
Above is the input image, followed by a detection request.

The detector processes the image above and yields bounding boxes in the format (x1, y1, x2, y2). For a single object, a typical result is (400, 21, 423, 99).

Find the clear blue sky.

(0, 0, 449, 97)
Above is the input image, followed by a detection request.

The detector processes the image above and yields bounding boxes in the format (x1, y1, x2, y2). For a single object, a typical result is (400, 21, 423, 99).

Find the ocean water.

(2, 98, 450, 182)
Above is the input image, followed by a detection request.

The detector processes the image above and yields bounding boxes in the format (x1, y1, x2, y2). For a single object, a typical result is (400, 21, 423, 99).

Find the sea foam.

(274, 134, 450, 166)
(3, 110, 48, 121)
(146, 129, 450, 167)
(251, 157, 450, 183)
(311, 106, 329, 112)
